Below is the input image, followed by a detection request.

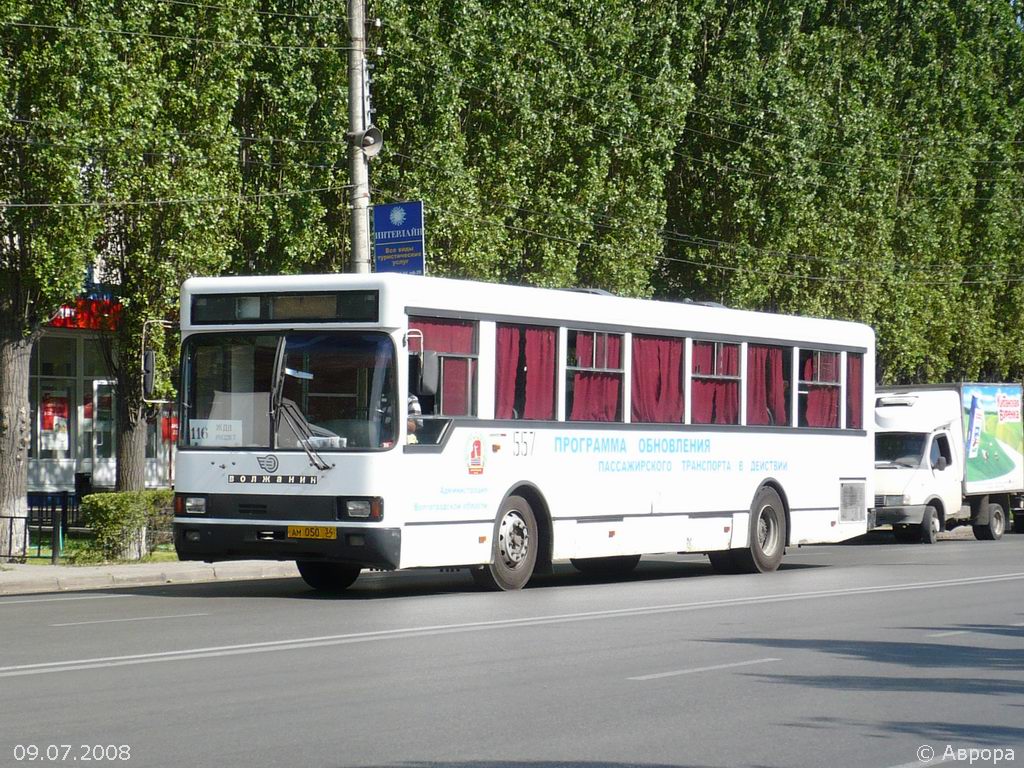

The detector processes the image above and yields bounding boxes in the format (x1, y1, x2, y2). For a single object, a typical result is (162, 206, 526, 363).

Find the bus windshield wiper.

(270, 338, 331, 471)
(277, 398, 332, 471)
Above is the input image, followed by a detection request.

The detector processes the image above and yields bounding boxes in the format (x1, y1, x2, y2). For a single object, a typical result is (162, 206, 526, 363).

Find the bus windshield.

(181, 331, 397, 450)
(875, 431, 927, 468)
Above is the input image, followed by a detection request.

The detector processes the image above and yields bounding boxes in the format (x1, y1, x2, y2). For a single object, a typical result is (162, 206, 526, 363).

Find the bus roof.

(181, 272, 874, 349)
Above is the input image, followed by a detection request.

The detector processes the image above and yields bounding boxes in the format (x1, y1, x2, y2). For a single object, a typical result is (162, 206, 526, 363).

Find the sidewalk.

(0, 559, 300, 596)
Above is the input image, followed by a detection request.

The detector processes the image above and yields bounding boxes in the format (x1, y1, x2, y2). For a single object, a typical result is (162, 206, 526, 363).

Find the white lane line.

(628, 657, 779, 681)
(3, 570, 1024, 679)
(51, 613, 209, 627)
(0, 594, 138, 606)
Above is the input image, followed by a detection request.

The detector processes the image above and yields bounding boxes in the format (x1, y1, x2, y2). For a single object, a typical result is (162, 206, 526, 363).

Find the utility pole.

(346, 0, 381, 273)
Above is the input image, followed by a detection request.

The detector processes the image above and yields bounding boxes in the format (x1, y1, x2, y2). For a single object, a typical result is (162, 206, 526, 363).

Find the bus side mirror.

(934, 456, 948, 471)
(409, 351, 439, 397)
(143, 350, 156, 399)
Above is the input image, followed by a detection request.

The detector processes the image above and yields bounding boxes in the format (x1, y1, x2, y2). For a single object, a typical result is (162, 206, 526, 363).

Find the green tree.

(89, 0, 255, 490)
(0, 0, 105, 555)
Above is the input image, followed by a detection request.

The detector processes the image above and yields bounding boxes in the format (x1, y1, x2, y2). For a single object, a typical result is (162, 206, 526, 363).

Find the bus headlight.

(339, 498, 383, 521)
(174, 495, 207, 515)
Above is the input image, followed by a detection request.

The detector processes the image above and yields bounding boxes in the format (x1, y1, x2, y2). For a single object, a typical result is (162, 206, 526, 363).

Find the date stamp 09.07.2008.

(11, 745, 132, 762)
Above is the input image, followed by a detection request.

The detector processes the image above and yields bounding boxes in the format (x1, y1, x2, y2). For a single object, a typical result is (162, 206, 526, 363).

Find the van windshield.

(875, 432, 927, 467)
(181, 332, 397, 450)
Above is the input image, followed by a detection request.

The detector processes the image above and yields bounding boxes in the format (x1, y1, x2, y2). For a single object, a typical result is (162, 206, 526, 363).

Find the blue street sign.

(373, 201, 426, 274)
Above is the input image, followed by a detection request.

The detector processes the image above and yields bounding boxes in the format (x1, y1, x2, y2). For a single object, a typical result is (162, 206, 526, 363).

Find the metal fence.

(0, 493, 81, 562)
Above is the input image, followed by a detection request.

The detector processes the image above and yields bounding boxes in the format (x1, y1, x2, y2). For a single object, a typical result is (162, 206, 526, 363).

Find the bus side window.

(691, 341, 740, 425)
(495, 324, 557, 420)
(566, 330, 623, 422)
(408, 315, 478, 424)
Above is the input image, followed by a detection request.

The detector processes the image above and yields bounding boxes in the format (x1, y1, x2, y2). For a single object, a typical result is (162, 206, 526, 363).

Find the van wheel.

(733, 487, 787, 573)
(473, 495, 538, 591)
(973, 503, 1005, 541)
(571, 555, 641, 577)
(920, 506, 939, 544)
(296, 561, 361, 592)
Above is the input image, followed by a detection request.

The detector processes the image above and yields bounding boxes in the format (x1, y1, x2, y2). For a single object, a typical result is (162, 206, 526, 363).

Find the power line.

(371, 183, 1023, 288)
(391, 51, 1024, 204)
(156, 0, 346, 23)
(3, 20, 351, 52)
(0, 185, 344, 209)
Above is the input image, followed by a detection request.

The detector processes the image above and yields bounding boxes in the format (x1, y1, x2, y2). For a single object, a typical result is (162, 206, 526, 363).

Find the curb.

(0, 561, 300, 596)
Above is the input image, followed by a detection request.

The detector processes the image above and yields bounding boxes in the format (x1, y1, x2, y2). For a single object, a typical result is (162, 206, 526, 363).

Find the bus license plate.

(287, 526, 337, 541)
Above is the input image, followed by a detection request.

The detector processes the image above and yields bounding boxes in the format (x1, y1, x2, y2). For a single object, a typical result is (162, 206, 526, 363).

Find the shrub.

(77, 490, 174, 562)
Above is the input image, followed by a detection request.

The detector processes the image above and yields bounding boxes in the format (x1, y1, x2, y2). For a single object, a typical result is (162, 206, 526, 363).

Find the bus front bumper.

(173, 520, 401, 569)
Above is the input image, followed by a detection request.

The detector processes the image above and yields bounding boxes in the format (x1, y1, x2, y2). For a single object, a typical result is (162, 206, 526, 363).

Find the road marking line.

(628, 657, 779, 681)
(0, 594, 138, 606)
(2, 571, 1024, 679)
(51, 613, 209, 627)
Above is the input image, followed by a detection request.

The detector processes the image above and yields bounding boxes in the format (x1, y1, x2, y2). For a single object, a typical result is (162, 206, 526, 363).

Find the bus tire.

(571, 554, 641, 577)
(474, 495, 538, 591)
(973, 503, 1005, 541)
(707, 551, 739, 574)
(296, 561, 361, 592)
(733, 487, 787, 573)
(920, 505, 939, 544)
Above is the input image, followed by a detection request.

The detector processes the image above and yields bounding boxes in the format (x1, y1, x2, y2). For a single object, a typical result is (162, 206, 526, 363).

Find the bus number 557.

(512, 431, 535, 457)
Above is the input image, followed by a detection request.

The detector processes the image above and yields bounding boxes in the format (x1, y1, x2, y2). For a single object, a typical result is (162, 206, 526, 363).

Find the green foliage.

(77, 489, 173, 562)
(1, 0, 1023, 402)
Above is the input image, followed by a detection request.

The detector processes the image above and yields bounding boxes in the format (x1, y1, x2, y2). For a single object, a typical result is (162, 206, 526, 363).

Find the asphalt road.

(2, 532, 1023, 768)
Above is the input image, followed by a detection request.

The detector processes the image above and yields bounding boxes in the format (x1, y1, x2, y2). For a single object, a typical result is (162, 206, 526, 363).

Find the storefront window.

(39, 337, 76, 377)
(37, 379, 75, 459)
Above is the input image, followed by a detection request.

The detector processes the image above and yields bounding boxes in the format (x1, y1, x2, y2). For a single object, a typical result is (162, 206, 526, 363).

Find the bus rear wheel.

(733, 487, 787, 574)
(570, 554, 641, 577)
(472, 495, 538, 591)
(296, 561, 361, 592)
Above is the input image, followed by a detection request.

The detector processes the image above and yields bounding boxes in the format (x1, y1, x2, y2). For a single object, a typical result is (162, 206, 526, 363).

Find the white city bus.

(172, 273, 874, 591)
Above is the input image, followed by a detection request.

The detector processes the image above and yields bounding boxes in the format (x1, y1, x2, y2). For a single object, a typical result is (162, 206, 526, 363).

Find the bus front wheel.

(733, 487, 787, 574)
(473, 495, 538, 591)
(296, 561, 361, 592)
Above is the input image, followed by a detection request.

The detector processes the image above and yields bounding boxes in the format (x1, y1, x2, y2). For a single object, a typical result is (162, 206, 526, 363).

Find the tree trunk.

(116, 396, 147, 492)
(0, 332, 32, 559)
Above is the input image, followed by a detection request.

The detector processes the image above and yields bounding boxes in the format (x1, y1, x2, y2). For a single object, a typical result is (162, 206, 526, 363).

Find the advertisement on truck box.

(961, 384, 1024, 494)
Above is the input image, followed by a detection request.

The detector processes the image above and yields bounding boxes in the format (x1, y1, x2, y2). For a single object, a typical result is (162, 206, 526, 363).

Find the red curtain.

(747, 346, 770, 426)
(442, 358, 471, 416)
(802, 351, 840, 428)
(523, 327, 556, 419)
(692, 342, 739, 424)
(846, 353, 863, 429)
(570, 372, 620, 421)
(632, 335, 684, 423)
(408, 317, 475, 354)
(806, 386, 839, 428)
(747, 346, 788, 426)
(495, 325, 519, 419)
(692, 380, 739, 424)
